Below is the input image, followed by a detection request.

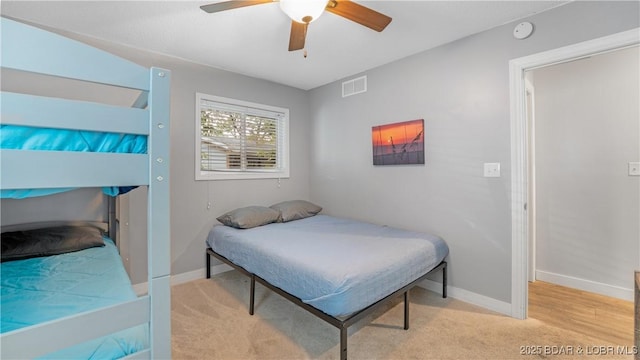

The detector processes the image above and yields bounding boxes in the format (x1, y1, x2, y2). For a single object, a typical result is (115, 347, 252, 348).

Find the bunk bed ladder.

(146, 66, 172, 359)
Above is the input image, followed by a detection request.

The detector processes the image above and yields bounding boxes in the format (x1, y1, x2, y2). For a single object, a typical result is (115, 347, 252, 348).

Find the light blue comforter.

(0, 239, 147, 359)
(207, 214, 449, 317)
(0, 125, 146, 198)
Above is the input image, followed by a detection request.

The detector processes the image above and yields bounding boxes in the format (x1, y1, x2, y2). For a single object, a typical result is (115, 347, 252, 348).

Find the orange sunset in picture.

(372, 119, 424, 165)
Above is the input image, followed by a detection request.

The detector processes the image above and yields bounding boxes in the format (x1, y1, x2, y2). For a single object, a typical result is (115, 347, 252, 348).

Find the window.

(196, 93, 289, 180)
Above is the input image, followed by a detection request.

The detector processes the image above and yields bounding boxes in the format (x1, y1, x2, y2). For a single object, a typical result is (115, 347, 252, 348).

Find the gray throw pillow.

(270, 200, 322, 222)
(216, 206, 281, 229)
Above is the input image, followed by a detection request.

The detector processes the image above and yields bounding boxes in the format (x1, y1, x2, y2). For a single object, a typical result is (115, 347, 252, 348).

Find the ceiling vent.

(342, 75, 367, 98)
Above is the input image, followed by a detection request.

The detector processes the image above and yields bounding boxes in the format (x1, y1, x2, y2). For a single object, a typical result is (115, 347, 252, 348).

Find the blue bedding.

(0, 125, 146, 199)
(206, 214, 449, 317)
(0, 237, 147, 359)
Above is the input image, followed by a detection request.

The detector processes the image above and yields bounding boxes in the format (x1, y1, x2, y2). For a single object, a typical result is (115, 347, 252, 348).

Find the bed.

(205, 201, 449, 360)
(1, 226, 147, 359)
(0, 16, 171, 359)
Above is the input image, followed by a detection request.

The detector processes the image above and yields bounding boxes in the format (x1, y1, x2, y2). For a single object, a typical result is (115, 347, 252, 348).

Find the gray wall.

(307, 1, 639, 303)
(533, 46, 639, 296)
(1, 188, 107, 226)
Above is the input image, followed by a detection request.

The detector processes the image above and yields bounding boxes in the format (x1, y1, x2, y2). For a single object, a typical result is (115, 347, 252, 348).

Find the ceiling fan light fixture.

(279, 0, 328, 23)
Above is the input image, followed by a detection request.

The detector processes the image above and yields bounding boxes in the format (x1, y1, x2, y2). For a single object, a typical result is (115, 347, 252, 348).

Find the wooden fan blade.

(288, 21, 307, 51)
(200, 0, 273, 13)
(326, 0, 391, 32)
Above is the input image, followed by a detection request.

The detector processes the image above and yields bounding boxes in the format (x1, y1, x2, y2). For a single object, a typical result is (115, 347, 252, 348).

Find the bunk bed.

(206, 202, 449, 360)
(0, 17, 171, 359)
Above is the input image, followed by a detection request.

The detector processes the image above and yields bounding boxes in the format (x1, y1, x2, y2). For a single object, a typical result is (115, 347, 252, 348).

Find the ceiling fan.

(200, 0, 392, 52)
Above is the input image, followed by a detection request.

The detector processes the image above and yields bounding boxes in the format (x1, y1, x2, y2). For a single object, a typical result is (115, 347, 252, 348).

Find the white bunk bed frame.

(0, 17, 171, 359)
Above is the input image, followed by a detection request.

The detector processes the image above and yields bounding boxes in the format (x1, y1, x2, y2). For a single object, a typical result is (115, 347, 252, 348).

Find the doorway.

(526, 46, 639, 295)
(509, 28, 640, 320)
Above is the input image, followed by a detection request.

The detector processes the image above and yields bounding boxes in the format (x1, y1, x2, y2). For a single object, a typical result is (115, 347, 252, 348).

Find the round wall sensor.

(513, 22, 534, 40)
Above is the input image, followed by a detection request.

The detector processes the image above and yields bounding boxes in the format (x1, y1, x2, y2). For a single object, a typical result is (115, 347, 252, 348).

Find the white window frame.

(195, 93, 290, 181)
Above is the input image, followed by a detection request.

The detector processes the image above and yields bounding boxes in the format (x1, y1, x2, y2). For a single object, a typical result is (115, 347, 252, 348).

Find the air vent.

(342, 75, 367, 98)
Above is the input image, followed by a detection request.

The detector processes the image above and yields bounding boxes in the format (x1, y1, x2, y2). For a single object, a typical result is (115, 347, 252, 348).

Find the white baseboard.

(132, 264, 232, 296)
(135, 266, 511, 317)
(171, 263, 233, 285)
(131, 282, 148, 296)
(535, 270, 633, 301)
(418, 279, 511, 316)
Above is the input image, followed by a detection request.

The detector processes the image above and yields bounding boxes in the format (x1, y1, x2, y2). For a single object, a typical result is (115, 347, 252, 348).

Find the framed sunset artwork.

(372, 119, 424, 165)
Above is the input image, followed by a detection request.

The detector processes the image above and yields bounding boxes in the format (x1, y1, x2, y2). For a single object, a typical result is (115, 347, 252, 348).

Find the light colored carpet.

(171, 271, 630, 359)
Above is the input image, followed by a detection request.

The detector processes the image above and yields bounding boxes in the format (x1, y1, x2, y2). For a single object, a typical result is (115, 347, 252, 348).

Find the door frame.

(508, 28, 639, 320)
(524, 77, 535, 283)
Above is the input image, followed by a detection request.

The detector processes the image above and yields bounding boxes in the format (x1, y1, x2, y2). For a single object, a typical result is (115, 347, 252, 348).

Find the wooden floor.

(528, 281, 634, 346)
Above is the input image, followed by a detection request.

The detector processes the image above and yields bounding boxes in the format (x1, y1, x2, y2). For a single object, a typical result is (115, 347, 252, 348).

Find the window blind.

(200, 99, 285, 173)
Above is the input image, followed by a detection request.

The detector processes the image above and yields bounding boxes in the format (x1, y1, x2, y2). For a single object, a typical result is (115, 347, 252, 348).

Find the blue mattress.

(0, 125, 146, 199)
(0, 237, 147, 359)
(206, 214, 449, 317)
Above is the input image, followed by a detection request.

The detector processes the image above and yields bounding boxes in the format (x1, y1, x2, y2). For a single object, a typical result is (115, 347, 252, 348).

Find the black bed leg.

(340, 327, 347, 360)
(442, 261, 448, 298)
(249, 275, 256, 315)
(206, 252, 211, 279)
(404, 291, 410, 330)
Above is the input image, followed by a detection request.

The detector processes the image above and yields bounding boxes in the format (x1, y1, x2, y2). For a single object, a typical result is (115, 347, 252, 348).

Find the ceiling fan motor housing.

(280, 0, 328, 23)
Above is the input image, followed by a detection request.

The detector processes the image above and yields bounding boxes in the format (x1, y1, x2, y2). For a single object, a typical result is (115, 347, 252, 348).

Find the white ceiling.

(1, 1, 570, 90)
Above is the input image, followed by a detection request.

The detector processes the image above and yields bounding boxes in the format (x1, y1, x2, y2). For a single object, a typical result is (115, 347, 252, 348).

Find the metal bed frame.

(206, 247, 447, 360)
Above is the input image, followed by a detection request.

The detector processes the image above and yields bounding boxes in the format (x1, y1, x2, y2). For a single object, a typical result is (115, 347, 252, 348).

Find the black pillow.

(1, 225, 105, 262)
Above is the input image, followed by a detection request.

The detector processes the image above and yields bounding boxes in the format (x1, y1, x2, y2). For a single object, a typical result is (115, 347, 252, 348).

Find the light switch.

(629, 162, 640, 176)
(484, 163, 501, 177)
